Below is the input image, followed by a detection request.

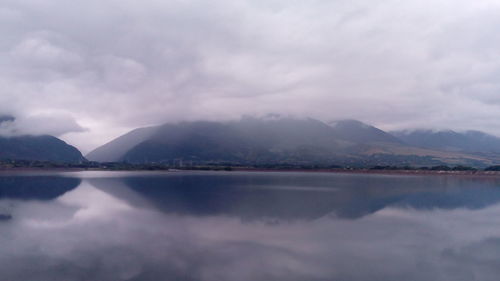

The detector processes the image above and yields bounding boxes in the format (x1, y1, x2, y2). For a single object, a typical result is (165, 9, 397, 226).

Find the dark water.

(1, 171, 500, 281)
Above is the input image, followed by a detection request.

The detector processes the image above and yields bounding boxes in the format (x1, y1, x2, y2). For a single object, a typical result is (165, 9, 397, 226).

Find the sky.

(1, 0, 500, 153)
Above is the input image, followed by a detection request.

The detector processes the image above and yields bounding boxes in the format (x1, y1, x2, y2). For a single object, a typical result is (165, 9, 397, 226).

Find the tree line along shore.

(2, 159, 500, 176)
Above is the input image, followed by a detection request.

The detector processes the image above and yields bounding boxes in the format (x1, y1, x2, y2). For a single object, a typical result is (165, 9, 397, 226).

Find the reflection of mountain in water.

(0, 214, 12, 220)
(89, 173, 500, 220)
(0, 175, 81, 221)
(0, 176, 81, 200)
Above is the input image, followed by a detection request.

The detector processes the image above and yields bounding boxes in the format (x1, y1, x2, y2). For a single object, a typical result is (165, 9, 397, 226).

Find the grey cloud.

(2, 0, 500, 152)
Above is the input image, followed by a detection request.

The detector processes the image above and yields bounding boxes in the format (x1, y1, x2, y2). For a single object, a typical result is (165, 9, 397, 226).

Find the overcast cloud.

(1, 0, 500, 152)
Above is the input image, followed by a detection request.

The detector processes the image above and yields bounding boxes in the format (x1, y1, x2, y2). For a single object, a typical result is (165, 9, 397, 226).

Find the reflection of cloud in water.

(58, 182, 134, 221)
(1, 176, 500, 280)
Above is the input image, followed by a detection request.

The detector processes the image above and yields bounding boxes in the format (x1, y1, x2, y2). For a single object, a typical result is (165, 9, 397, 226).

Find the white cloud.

(0, 113, 86, 137)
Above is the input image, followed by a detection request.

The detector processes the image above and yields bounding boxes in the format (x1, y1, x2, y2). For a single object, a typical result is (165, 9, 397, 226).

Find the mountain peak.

(329, 119, 370, 128)
(328, 119, 402, 144)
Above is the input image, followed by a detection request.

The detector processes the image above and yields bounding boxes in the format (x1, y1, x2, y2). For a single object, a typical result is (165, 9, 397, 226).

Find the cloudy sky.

(1, 0, 500, 152)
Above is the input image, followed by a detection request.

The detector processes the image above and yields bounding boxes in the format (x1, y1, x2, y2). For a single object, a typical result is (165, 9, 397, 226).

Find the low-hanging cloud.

(0, 113, 86, 137)
(2, 0, 500, 152)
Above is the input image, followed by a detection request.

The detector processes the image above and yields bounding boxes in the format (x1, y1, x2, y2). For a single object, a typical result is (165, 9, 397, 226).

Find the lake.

(0, 171, 499, 281)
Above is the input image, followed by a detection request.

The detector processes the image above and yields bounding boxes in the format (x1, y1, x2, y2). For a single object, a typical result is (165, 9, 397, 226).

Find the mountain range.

(392, 130, 500, 154)
(2, 114, 500, 167)
(86, 117, 500, 167)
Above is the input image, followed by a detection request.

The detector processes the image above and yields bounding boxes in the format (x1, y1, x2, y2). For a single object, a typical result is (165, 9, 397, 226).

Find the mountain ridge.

(391, 129, 500, 154)
(86, 117, 500, 167)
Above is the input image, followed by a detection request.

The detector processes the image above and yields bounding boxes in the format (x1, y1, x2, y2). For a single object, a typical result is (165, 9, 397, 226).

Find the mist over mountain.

(0, 115, 86, 163)
(329, 119, 403, 144)
(88, 117, 350, 164)
(87, 117, 500, 167)
(85, 126, 157, 162)
(391, 130, 500, 154)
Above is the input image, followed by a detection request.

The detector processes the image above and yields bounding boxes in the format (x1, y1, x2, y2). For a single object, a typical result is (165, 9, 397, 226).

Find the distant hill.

(391, 130, 500, 154)
(0, 115, 86, 163)
(0, 135, 86, 163)
(87, 117, 500, 167)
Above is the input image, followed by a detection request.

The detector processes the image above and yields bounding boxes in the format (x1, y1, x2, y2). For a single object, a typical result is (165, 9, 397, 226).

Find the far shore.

(2, 166, 500, 178)
(229, 167, 500, 178)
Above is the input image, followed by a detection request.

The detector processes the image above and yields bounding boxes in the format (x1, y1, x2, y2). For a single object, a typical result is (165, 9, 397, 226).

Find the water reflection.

(0, 175, 80, 221)
(0, 175, 80, 200)
(0, 171, 500, 281)
(91, 172, 500, 219)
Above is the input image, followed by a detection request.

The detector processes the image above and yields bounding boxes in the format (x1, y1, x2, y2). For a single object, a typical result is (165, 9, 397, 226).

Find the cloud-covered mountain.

(4, 0, 500, 153)
(0, 116, 86, 163)
(329, 119, 403, 144)
(85, 126, 158, 163)
(391, 130, 500, 154)
(87, 117, 498, 167)
(88, 117, 350, 164)
(0, 135, 86, 163)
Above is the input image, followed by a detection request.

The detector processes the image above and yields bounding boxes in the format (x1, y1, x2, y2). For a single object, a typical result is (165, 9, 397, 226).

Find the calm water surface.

(1, 171, 500, 281)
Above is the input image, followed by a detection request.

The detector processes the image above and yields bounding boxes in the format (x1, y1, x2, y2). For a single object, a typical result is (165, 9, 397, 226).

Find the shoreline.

(230, 168, 500, 178)
(1, 167, 500, 178)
